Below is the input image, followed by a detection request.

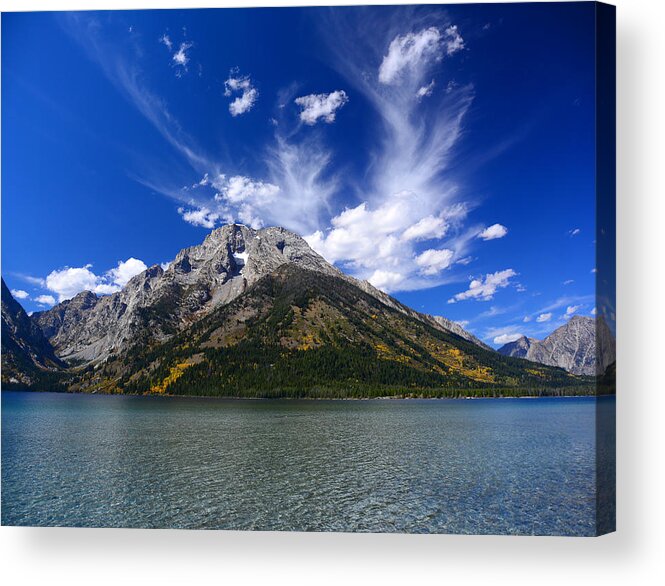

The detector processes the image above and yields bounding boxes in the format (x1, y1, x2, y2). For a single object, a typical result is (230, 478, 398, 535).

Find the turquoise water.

(1, 392, 610, 535)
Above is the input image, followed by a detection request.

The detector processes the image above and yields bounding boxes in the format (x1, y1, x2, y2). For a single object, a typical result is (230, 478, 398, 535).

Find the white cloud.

(43, 257, 149, 303)
(301, 20, 475, 293)
(449, 269, 517, 303)
(217, 175, 280, 205)
(564, 305, 581, 318)
(378, 26, 463, 85)
(306, 194, 467, 292)
(478, 223, 508, 241)
(442, 25, 464, 55)
(295, 90, 349, 125)
(536, 312, 553, 323)
(494, 333, 523, 345)
(46, 266, 100, 302)
(569, 228, 581, 237)
(591, 268, 597, 273)
(224, 71, 258, 116)
(11, 289, 29, 300)
(178, 206, 220, 229)
(416, 79, 436, 100)
(367, 269, 406, 291)
(173, 41, 193, 68)
(402, 215, 448, 242)
(563, 279, 574, 285)
(455, 320, 469, 328)
(34, 295, 56, 306)
(107, 258, 148, 287)
(523, 316, 531, 322)
(159, 34, 173, 51)
(415, 248, 454, 276)
(591, 307, 597, 315)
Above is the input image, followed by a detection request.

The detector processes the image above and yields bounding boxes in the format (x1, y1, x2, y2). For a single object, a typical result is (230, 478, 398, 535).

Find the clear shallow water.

(1, 392, 607, 535)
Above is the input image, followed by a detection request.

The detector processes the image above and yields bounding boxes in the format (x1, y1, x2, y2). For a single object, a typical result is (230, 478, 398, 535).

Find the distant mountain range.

(2, 224, 602, 397)
(497, 315, 615, 376)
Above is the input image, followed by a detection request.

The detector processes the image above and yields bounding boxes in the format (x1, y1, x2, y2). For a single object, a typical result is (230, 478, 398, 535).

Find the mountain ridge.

(5, 224, 598, 396)
(497, 315, 615, 376)
(32, 224, 488, 365)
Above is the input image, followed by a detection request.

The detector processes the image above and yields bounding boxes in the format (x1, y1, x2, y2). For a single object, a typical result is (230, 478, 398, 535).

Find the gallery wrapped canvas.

(1, 2, 615, 535)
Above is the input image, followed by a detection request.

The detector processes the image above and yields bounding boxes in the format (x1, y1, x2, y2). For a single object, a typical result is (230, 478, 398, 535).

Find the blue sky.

(2, 3, 599, 347)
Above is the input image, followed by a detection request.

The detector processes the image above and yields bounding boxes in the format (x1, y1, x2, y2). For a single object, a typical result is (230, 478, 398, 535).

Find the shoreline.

(1, 388, 611, 402)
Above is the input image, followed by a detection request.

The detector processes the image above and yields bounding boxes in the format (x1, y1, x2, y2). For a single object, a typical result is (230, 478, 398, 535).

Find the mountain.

(497, 336, 537, 359)
(1, 278, 65, 388)
(73, 263, 587, 398)
(17, 224, 593, 397)
(429, 315, 493, 351)
(33, 224, 486, 365)
(497, 316, 615, 376)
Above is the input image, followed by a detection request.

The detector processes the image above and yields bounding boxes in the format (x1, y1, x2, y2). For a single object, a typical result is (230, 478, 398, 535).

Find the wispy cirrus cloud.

(303, 12, 482, 292)
(61, 11, 513, 296)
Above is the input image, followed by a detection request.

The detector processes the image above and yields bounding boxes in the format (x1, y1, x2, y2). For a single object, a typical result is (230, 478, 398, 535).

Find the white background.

(1, 0, 663, 584)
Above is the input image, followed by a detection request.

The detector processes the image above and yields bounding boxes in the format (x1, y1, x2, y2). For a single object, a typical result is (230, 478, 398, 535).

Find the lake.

(1, 391, 613, 535)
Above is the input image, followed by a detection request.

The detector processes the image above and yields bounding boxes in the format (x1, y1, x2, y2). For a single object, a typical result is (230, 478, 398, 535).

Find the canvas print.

(1, 2, 615, 535)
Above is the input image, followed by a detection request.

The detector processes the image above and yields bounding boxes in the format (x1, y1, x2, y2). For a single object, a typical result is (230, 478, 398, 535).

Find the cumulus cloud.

(367, 269, 406, 292)
(185, 173, 281, 230)
(34, 295, 56, 306)
(46, 266, 100, 302)
(43, 258, 149, 303)
(536, 312, 552, 323)
(378, 26, 462, 85)
(306, 194, 468, 292)
(107, 258, 148, 287)
(494, 333, 523, 345)
(415, 248, 454, 276)
(401, 215, 448, 242)
(449, 269, 517, 303)
(11, 289, 29, 300)
(478, 223, 508, 241)
(224, 70, 258, 116)
(217, 175, 280, 205)
(295, 90, 349, 125)
(178, 206, 220, 229)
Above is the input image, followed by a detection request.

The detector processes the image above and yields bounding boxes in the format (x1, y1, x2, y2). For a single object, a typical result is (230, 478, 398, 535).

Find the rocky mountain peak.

(497, 315, 615, 375)
(30, 224, 493, 366)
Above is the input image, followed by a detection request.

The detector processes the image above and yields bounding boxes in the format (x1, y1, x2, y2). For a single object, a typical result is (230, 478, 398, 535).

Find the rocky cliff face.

(1, 278, 64, 386)
(33, 224, 485, 365)
(497, 316, 615, 376)
(496, 335, 536, 359)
